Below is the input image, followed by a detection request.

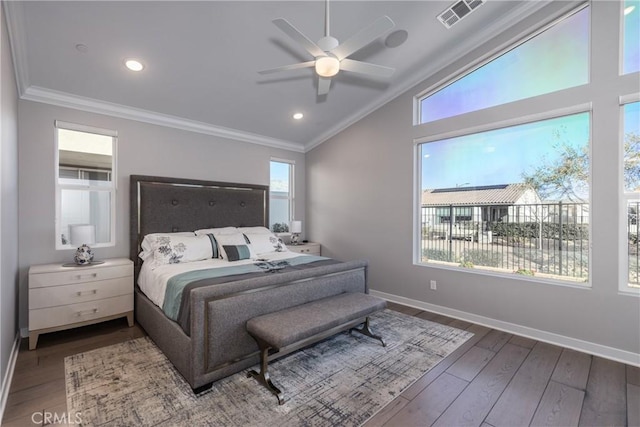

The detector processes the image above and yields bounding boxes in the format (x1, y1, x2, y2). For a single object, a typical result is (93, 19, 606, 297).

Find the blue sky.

(421, 113, 590, 193)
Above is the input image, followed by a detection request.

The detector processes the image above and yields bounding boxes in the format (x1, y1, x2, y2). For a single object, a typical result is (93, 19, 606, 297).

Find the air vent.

(437, 0, 486, 29)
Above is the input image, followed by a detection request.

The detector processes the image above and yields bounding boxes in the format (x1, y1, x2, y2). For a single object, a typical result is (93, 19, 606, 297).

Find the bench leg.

(351, 317, 386, 347)
(247, 345, 285, 405)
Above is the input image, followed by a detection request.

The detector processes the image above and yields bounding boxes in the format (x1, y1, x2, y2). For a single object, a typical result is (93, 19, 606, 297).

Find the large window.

(55, 121, 116, 249)
(269, 159, 294, 231)
(419, 6, 589, 124)
(419, 113, 590, 283)
(623, 101, 640, 289)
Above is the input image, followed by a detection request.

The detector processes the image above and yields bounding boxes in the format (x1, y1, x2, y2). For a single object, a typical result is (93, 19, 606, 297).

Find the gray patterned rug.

(65, 309, 472, 426)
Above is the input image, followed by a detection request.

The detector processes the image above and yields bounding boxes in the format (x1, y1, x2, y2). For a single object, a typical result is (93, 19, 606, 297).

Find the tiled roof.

(422, 183, 536, 206)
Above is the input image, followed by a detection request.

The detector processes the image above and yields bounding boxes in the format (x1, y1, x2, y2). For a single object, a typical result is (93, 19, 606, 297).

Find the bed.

(130, 175, 370, 392)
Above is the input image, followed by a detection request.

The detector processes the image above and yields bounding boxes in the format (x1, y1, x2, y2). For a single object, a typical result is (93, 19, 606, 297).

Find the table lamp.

(290, 220, 302, 245)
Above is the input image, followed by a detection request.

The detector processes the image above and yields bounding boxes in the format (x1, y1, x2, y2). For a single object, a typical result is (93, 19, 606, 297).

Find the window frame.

(54, 120, 117, 250)
(619, 94, 640, 294)
(269, 158, 295, 230)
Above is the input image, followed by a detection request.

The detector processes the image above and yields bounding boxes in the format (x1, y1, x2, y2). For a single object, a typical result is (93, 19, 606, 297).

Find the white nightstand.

(28, 258, 134, 350)
(287, 242, 321, 256)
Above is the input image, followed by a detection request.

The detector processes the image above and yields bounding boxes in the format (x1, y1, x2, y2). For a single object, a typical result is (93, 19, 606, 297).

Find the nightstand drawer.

(29, 277, 132, 309)
(29, 294, 133, 331)
(288, 242, 321, 256)
(29, 264, 133, 289)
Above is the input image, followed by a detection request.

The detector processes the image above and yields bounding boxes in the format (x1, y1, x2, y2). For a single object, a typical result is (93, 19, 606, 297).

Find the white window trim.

(270, 158, 296, 226)
(55, 121, 117, 250)
(619, 93, 640, 295)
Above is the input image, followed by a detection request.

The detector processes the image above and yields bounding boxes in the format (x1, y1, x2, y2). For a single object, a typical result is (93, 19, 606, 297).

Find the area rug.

(65, 309, 472, 426)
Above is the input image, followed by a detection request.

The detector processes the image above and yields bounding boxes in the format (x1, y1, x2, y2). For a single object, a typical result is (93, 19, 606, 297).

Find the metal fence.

(421, 202, 590, 280)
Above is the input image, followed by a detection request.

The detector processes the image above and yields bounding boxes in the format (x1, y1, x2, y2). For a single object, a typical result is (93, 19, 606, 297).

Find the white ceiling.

(5, 1, 547, 152)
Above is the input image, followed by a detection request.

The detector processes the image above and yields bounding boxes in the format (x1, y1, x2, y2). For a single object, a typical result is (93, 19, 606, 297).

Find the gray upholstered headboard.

(130, 175, 269, 270)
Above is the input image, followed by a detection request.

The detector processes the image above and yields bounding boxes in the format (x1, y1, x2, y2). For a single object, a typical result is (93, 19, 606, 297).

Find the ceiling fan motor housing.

(317, 36, 339, 52)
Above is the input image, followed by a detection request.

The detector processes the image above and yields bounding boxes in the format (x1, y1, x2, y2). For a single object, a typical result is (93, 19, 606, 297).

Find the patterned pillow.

(243, 232, 286, 255)
(147, 235, 214, 268)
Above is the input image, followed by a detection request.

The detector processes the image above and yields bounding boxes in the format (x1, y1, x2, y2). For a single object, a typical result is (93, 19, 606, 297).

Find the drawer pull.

(76, 308, 99, 317)
(76, 289, 98, 297)
(75, 273, 98, 280)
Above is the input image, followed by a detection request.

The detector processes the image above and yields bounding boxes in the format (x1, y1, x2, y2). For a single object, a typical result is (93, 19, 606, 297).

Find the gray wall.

(17, 100, 305, 331)
(307, 1, 640, 359)
(1, 0, 19, 399)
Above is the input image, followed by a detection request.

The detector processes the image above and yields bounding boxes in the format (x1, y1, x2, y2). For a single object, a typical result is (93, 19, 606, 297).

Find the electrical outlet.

(430, 280, 437, 290)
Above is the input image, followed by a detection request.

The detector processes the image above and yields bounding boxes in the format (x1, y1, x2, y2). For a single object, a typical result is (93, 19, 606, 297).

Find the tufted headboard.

(129, 175, 269, 270)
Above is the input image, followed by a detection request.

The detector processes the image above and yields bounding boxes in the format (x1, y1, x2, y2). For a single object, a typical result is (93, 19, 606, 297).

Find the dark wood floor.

(2, 303, 639, 426)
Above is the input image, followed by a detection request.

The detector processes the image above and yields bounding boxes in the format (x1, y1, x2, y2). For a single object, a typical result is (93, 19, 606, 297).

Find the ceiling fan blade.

(273, 18, 326, 58)
(258, 61, 316, 75)
(339, 58, 395, 78)
(331, 16, 395, 61)
(318, 77, 331, 96)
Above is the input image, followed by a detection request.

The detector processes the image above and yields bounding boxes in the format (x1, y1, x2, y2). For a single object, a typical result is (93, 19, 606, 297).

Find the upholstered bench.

(246, 292, 387, 404)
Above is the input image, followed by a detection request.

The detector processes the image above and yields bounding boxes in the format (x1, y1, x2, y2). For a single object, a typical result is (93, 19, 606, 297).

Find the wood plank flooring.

(2, 303, 638, 426)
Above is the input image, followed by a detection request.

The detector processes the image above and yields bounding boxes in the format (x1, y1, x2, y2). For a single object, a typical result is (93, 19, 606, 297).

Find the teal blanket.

(162, 255, 328, 321)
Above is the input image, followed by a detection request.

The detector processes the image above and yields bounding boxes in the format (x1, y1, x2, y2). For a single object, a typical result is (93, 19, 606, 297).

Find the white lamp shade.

(290, 221, 302, 233)
(69, 224, 96, 246)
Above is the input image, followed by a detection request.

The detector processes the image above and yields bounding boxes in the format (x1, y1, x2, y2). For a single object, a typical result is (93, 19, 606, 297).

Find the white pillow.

(194, 227, 238, 237)
(237, 226, 272, 234)
(243, 231, 288, 255)
(139, 232, 195, 261)
(215, 233, 257, 260)
(146, 234, 214, 268)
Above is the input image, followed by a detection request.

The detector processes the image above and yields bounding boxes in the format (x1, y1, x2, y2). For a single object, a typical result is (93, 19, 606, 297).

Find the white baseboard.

(0, 333, 21, 422)
(371, 290, 640, 367)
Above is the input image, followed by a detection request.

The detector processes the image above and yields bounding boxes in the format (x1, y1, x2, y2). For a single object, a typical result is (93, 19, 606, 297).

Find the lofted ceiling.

(5, 1, 547, 152)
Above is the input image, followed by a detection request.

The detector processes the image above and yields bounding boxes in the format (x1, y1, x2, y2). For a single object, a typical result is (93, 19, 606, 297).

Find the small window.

(269, 159, 294, 231)
(418, 6, 589, 124)
(623, 0, 640, 74)
(55, 121, 116, 249)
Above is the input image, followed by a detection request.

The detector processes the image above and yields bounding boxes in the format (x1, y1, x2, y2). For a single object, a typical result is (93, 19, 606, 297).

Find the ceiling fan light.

(315, 56, 340, 77)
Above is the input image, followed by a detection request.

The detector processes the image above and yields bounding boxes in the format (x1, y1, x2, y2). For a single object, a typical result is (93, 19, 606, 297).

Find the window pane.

(420, 7, 589, 124)
(58, 128, 113, 186)
(623, 0, 640, 74)
(624, 102, 640, 193)
(60, 189, 111, 246)
(624, 102, 640, 288)
(269, 160, 293, 230)
(420, 112, 590, 283)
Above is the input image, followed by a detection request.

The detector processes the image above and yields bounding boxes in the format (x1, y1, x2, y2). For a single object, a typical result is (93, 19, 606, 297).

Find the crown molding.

(3, 1, 30, 95)
(22, 86, 306, 153)
(303, 0, 552, 152)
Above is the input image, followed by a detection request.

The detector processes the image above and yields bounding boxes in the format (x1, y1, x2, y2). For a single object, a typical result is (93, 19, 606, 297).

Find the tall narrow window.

(55, 121, 116, 249)
(623, 0, 640, 74)
(623, 101, 640, 289)
(419, 6, 589, 124)
(269, 160, 294, 231)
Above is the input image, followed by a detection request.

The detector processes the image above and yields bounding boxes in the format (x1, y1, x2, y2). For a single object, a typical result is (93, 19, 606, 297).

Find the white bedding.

(138, 250, 307, 308)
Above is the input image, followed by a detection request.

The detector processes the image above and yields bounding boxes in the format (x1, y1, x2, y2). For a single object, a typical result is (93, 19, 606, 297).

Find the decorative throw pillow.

(222, 245, 252, 262)
(148, 234, 213, 268)
(139, 232, 195, 261)
(215, 233, 257, 260)
(243, 232, 286, 255)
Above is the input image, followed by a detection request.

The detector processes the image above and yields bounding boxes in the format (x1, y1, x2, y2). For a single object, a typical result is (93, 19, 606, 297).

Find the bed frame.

(129, 175, 369, 392)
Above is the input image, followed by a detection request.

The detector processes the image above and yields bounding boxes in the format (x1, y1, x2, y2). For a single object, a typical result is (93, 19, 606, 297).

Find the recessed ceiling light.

(124, 59, 144, 72)
(293, 112, 304, 120)
(75, 44, 88, 53)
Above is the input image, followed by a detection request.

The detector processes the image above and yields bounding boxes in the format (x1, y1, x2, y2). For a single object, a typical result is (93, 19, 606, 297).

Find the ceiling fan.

(259, 0, 396, 96)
